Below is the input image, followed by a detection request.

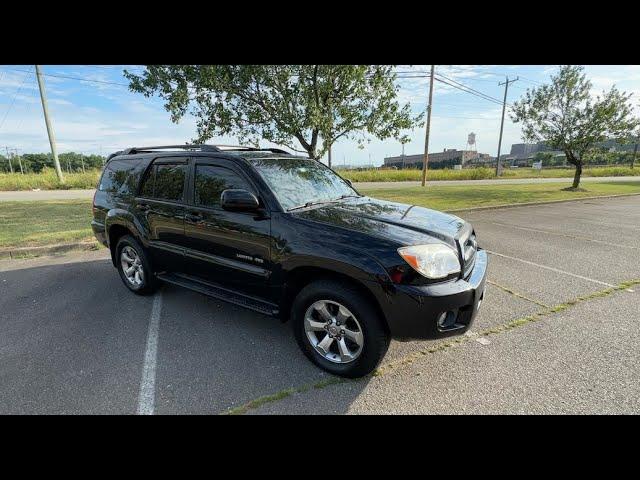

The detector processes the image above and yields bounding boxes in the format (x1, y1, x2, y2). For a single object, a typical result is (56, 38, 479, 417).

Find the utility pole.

(35, 65, 65, 183)
(632, 137, 638, 169)
(421, 65, 435, 187)
(495, 76, 518, 176)
(401, 142, 406, 169)
(5, 147, 13, 173)
(14, 148, 24, 174)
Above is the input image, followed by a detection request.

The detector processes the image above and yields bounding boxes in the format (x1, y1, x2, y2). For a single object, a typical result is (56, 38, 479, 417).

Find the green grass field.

(358, 181, 640, 211)
(1, 181, 638, 250)
(0, 169, 101, 191)
(341, 166, 639, 183)
(1, 166, 638, 191)
(0, 200, 94, 249)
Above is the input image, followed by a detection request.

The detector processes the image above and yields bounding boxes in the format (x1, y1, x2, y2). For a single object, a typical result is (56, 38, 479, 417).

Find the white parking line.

(486, 250, 617, 288)
(137, 292, 163, 415)
(483, 221, 638, 250)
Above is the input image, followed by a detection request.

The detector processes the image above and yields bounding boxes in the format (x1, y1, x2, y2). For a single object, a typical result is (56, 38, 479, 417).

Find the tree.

(511, 65, 638, 189)
(124, 65, 422, 163)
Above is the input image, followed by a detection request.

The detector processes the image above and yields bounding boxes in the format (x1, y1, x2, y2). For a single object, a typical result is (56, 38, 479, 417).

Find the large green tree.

(511, 65, 638, 188)
(124, 65, 422, 166)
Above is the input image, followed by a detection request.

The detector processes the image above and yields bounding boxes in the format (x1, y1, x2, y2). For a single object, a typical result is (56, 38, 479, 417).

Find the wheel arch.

(280, 265, 390, 336)
(105, 210, 146, 267)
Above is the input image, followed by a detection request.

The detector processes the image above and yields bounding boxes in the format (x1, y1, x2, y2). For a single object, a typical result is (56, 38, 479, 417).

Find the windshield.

(250, 158, 359, 211)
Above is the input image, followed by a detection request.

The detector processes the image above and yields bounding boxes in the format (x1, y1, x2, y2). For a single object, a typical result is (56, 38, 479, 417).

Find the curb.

(445, 192, 640, 214)
(0, 240, 100, 260)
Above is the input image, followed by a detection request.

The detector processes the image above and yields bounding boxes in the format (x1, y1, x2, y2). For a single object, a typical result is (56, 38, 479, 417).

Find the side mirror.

(220, 189, 260, 212)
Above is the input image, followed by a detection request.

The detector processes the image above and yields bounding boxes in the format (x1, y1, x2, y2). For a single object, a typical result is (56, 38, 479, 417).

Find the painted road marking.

(482, 221, 638, 250)
(486, 250, 617, 288)
(137, 292, 163, 415)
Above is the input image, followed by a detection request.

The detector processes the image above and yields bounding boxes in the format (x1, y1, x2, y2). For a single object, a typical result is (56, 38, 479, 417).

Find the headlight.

(397, 244, 461, 279)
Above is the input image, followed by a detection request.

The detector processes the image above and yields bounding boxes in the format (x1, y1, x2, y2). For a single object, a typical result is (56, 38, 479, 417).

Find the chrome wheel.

(304, 300, 364, 364)
(121, 246, 144, 287)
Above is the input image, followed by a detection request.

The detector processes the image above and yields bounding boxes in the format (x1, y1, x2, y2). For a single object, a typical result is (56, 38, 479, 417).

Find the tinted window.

(98, 160, 141, 195)
(195, 165, 252, 208)
(139, 163, 186, 202)
(155, 164, 186, 201)
(139, 166, 155, 197)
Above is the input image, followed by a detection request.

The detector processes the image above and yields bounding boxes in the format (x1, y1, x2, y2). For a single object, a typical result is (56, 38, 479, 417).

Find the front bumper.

(382, 249, 488, 340)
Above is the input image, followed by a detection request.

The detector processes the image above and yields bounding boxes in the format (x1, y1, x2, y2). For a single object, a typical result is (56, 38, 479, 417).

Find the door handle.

(185, 213, 204, 222)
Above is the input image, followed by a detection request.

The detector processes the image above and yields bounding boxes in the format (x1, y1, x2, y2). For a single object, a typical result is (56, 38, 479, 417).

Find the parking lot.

(1, 195, 639, 414)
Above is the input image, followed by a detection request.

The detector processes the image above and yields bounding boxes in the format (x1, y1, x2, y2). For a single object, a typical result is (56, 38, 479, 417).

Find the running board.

(156, 272, 279, 316)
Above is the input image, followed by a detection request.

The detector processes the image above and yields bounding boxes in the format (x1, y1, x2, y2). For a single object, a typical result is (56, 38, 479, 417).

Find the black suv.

(92, 145, 487, 377)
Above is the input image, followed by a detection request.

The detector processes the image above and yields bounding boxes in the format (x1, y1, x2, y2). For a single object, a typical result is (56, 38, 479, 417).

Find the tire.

(115, 235, 158, 295)
(292, 279, 390, 378)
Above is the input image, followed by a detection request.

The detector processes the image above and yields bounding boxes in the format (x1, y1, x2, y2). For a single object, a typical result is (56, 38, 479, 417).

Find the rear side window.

(139, 162, 187, 202)
(98, 160, 141, 195)
(194, 165, 253, 208)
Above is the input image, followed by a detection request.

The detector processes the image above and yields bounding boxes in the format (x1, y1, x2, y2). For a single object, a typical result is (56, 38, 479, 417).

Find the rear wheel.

(292, 280, 390, 378)
(116, 235, 158, 295)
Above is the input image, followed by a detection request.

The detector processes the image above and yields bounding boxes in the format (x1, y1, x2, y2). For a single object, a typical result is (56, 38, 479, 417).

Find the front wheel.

(292, 280, 390, 378)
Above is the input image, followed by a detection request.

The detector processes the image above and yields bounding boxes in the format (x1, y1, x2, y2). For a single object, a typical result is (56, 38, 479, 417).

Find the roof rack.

(119, 144, 292, 156)
(122, 145, 222, 155)
(214, 145, 292, 155)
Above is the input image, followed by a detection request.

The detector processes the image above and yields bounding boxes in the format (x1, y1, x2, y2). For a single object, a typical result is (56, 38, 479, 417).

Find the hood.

(292, 196, 470, 248)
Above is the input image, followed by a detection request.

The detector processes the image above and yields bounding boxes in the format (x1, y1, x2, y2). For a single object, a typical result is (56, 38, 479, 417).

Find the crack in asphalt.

(222, 278, 640, 415)
(487, 280, 550, 308)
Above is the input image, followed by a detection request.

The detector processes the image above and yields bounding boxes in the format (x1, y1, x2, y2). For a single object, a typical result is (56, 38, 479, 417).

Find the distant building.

(503, 138, 636, 166)
(384, 149, 492, 169)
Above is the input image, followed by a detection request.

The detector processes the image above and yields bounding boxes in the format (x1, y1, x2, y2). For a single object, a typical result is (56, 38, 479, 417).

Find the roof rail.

(116, 144, 293, 157)
(215, 145, 292, 155)
(122, 145, 222, 155)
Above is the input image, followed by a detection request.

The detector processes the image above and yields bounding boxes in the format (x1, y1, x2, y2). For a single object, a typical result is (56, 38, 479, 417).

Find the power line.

(433, 75, 504, 106)
(435, 72, 505, 105)
(0, 67, 33, 132)
(0, 67, 130, 87)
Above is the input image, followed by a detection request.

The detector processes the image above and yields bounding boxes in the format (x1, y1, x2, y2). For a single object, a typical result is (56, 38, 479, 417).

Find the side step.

(156, 272, 280, 316)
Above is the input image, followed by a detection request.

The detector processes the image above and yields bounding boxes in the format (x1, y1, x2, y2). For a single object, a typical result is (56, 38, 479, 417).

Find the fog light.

(437, 310, 457, 329)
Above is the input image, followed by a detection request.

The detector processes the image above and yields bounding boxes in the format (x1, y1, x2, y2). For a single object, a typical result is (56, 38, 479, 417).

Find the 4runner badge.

(236, 254, 264, 264)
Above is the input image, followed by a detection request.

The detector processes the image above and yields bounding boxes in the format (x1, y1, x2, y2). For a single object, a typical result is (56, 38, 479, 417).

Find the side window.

(195, 165, 253, 208)
(155, 164, 186, 201)
(138, 163, 186, 202)
(139, 165, 155, 198)
(98, 160, 139, 194)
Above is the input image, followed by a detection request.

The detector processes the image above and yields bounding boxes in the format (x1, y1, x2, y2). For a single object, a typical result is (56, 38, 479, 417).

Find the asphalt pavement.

(1, 196, 638, 414)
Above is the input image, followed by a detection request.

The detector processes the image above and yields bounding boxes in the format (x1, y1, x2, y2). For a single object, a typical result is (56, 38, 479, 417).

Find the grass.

(0, 180, 638, 250)
(1, 166, 638, 191)
(0, 199, 94, 249)
(340, 166, 640, 183)
(0, 168, 101, 191)
(358, 181, 640, 211)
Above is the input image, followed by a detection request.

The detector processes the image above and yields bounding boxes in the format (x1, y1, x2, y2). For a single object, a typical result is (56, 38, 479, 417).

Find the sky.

(1, 65, 639, 166)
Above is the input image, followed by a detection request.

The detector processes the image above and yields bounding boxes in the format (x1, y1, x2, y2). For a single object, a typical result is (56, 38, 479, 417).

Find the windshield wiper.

(287, 201, 330, 212)
(287, 195, 361, 212)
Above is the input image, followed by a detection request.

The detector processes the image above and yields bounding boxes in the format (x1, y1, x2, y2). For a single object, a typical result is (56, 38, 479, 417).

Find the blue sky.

(1, 65, 638, 166)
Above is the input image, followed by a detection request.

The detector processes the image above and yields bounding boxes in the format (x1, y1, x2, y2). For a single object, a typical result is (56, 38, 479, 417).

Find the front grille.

(462, 232, 477, 278)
